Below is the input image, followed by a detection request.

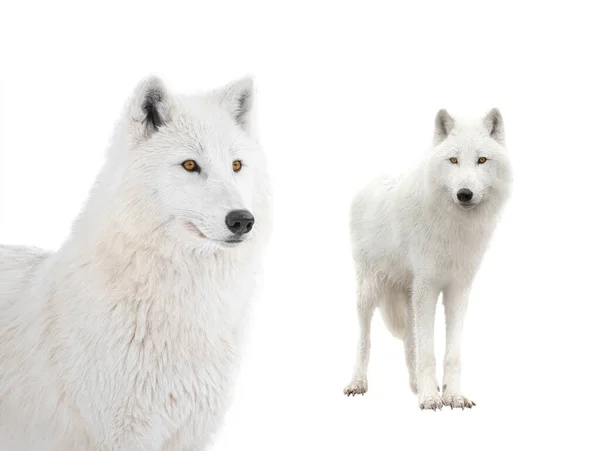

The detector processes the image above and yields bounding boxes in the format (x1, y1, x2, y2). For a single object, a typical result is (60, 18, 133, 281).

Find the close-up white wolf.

(343, 109, 512, 410)
(0, 75, 272, 449)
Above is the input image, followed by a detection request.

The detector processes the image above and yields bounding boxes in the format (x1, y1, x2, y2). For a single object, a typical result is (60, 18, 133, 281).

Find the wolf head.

(103, 75, 270, 253)
(425, 108, 512, 213)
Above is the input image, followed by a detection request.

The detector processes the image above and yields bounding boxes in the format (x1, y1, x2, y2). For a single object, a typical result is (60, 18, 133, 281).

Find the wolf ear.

(483, 108, 505, 145)
(434, 109, 455, 145)
(126, 75, 173, 141)
(216, 76, 255, 133)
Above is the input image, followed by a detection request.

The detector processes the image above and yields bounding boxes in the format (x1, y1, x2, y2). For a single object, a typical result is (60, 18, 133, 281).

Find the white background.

(1, 1, 599, 449)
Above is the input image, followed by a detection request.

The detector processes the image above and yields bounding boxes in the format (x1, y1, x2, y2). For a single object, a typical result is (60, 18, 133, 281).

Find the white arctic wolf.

(0, 75, 272, 449)
(343, 109, 512, 410)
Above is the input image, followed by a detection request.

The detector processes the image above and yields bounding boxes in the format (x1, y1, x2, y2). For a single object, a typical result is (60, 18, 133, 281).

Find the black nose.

(225, 210, 255, 235)
(456, 188, 473, 202)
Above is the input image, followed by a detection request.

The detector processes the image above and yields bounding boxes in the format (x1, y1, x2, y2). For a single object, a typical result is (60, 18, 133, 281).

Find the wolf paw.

(442, 394, 476, 410)
(344, 379, 368, 396)
(419, 395, 444, 411)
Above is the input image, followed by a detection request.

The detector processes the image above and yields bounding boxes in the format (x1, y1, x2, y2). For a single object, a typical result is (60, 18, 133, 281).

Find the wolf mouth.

(185, 221, 207, 238)
(220, 240, 244, 248)
(185, 221, 245, 247)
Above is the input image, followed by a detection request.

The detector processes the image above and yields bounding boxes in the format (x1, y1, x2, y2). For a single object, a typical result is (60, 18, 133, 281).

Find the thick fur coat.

(0, 75, 272, 449)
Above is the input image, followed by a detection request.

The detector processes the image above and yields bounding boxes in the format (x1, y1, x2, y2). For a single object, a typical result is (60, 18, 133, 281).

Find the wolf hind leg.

(343, 271, 384, 397)
(379, 285, 408, 339)
(379, 287, 417, 393)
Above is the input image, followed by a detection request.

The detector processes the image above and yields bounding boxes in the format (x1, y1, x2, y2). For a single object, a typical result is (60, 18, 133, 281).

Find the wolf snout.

(225, 210, 255, 235)
(456, 188, 473, 203)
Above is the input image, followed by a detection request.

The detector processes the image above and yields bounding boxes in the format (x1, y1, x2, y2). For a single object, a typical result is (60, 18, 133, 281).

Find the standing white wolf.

(0, 75, 272, 449)
(343, 109, 512, 410)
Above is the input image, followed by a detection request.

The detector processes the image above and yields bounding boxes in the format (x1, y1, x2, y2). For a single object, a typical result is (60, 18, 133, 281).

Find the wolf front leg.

(410, 278, 443, 410)
(442, 281, 476, 409)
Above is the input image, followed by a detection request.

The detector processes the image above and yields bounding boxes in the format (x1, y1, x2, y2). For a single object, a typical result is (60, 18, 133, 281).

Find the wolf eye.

(232, 160, 242, 172)
(449, 157, 458, 164)
(182, 160, 199, 172)
(478, 157, 487, 164)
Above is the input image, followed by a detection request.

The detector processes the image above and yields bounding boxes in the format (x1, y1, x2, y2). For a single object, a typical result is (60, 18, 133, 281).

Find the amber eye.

(182, 160, 199, 172)
(449, 157, 458, 164)
(232, 160, 242, 172)
(478, 157, 487, 164)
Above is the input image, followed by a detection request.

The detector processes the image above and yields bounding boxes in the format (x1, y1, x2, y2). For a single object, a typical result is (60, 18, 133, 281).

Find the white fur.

(0, 75, 272, 449)
(343, 109, 512, 410)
